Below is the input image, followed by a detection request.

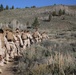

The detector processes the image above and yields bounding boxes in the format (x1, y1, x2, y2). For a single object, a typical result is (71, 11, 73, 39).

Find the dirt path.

(0, 62, 14, 75)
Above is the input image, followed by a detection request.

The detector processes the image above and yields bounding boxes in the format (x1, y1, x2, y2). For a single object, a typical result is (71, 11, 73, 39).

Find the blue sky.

(0, 0, 76, 8)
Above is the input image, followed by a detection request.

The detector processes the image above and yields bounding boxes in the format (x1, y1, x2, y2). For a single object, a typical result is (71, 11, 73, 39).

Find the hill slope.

(0, 5, 76, 30)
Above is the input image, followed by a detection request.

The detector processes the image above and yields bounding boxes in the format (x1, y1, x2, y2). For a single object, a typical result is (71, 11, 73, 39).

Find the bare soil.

(0, 62, 14, 75)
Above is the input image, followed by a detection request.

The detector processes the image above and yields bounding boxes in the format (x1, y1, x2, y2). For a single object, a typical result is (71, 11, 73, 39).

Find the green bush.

(52, 11, 57, 16)
(32, 17, 40, 29)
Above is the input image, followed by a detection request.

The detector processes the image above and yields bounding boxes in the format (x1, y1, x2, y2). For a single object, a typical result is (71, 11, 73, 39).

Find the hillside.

(0, 5, 76, 30)
(0, 5, 76, 75)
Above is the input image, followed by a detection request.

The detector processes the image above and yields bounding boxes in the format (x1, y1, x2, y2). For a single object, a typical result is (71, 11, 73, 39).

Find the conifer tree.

(52, 11, 56, 16)
(11, 5, 14, 9)
(0, 4, 4, 12)
(32, 17, 40, 28)
(59, 9, 63, 16)
(63, 9, 65, 15)
(6, 5, 9, 10)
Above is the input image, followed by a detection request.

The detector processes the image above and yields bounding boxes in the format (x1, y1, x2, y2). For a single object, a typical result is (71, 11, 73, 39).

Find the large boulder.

(8, 19, 27, 30)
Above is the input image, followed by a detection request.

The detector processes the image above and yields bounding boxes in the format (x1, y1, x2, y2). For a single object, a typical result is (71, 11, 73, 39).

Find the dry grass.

(14, 42, 76, 75)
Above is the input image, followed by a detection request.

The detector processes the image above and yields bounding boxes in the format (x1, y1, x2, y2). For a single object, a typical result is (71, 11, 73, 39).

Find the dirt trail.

(0, 62, 14, 75)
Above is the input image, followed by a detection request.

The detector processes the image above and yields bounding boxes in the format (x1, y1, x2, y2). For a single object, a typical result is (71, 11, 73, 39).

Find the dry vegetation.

(0, 5, 76, 75)
(12, 40, 76, 75)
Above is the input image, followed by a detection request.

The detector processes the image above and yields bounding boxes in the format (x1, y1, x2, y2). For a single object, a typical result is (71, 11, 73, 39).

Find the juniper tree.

(63, 9, 65, 15)
(6, 5, 9, 10)
(59, 9, 63, 16)
(52, 11, 56, 16)
(32, 17, 40, 28)
(11, 5, 14, 9)
(0, 4, 4, 12)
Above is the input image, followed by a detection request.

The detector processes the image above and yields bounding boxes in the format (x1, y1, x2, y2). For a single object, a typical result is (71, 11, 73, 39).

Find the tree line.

(0, 4, 14, 12)
(0, 4, 37, 12)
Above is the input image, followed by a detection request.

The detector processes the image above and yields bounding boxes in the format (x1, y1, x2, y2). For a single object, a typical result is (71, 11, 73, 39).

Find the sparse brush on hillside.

(0, 5, 76, 30)
(13, 40, 76, 75)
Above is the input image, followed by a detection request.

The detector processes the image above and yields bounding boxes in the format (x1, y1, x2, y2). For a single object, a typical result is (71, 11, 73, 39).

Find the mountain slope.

(0, 5, 76, 30)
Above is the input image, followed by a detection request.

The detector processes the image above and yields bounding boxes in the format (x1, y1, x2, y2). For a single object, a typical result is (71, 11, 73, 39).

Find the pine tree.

(32, 17, 40, 28)
(59, 9, 63, 16)
(0, 4, 4, 12)
(31, 6, 36, 8)
(6, 5, 9, 10)
(1, 4, 4, 11)
(0, 4, 1, 12)
(11, 5, 14, 9)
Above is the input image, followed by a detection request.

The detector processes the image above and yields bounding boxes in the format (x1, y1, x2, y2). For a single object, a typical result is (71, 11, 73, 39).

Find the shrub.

(59, 9, 63, 16)
(48, 14, 52, 22)
(32, 17, 40, 29)
(14, 42, 76, 75)
(0, 4, 4, 12)
(52, 11, 57, 16)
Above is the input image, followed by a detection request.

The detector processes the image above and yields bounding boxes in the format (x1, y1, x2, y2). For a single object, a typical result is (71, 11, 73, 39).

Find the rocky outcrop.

(8, 19, 27, 30)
